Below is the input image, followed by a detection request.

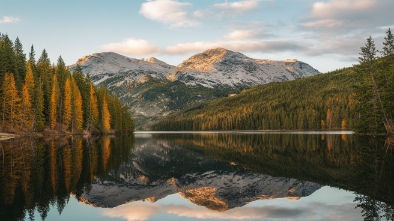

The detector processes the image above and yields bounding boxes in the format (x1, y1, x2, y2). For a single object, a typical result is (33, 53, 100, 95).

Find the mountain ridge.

(70, 48, 319, 88)
(69, 48, 320, 129)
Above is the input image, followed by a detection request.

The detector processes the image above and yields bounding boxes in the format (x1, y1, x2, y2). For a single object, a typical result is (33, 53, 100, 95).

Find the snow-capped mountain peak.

(69, 52, 175, 78)
(171, 48, 319, 88)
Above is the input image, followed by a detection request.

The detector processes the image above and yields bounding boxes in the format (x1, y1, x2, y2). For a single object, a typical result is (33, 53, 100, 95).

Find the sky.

(0, 0, 393, 72)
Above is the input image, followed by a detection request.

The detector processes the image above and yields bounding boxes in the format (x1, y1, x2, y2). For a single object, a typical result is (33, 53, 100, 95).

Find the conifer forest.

(0, 34, 134, 135)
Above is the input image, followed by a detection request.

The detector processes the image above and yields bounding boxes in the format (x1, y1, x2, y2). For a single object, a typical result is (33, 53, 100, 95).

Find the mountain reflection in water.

(0, 133, 393, 221)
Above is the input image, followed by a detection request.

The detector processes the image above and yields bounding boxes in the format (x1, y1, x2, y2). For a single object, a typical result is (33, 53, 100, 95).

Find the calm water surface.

(0, 132, 393, 221)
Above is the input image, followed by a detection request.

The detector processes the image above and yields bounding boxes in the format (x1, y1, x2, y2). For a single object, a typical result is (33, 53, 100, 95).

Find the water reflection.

(0, 133, 393, 220)
(0, 136, 133, 220)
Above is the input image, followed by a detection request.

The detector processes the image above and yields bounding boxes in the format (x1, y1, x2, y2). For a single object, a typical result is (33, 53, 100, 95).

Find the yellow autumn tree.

(89, 84, 99, 125)
(20, 62, 35, 129)
(20, 84, 33, 129)
(101, 136, 111, 173)
(71, 78, 83, 131)
(102, 95, 111, 133)
(62, 78, 72, 129)
(50, 74, 59, 129)
(326, 109, 332, 129)
(1, 73, 21, 129)
(25, 62, 35, 97)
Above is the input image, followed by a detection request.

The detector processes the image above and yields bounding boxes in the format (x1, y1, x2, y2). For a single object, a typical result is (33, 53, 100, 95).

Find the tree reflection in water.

(0, 136, 133, 221)
(151, 133, 394, 220)
(0, 133, 393, 221)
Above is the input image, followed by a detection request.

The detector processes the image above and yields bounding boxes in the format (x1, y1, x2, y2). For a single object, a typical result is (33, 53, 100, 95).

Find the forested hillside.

(0, 34, 134, 134)
(152, 30, 394, 134)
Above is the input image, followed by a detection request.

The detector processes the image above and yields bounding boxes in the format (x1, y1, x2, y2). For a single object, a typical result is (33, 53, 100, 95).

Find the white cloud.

(303, 0, 394, 30)
(303, 19, 344, 29)
(101, 35, 303, 57)
(213, 0, 262, 15)
(139, 0, 199, 28)
(311, 0, 374, 18)
(101, 38, 160, 55)
(103, 204, 162, 221)
(102, 201, 362, 221)
(165, 40, 305, 55)
(222, 28, 275, 40)
(223, 30, 259, 40)
(0, 16, 20, 24)
(300, 0, 394, 59)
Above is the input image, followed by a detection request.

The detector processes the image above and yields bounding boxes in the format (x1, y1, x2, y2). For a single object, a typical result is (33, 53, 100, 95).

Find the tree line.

(0, 34, 134, 134)
(152, 29, 394, 135)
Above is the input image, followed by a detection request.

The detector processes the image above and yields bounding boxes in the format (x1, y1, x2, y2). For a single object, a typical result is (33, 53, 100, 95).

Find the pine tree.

(62, 78, 72, 129)
(382, 28, 394, 57)
(0, 35, 17, 89)
(28, 45, 37, 75)
(34, 77, 45, 131)
(14, 37, 26, 89)
(36, 49, 52, 120)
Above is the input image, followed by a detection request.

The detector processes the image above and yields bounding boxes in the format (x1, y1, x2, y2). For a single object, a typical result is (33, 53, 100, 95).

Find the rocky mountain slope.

(69, 52, 175, 84)
(70, 49, 319, 129)
(78, 136, 321, 210)
(171, 48, 319, 87)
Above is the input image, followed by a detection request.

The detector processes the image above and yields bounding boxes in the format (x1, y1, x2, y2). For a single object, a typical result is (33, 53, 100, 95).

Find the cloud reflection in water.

(102, 193, 362, 221)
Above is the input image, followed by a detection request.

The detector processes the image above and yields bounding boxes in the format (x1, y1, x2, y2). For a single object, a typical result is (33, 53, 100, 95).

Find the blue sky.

(1, 0, 393, 72)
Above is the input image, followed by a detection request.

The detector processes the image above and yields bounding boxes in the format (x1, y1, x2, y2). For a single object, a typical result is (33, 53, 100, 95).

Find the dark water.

(0, 132, 393, 221)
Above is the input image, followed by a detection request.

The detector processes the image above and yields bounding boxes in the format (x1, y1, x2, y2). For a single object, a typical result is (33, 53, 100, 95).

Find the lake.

(0, 132, 393, 221)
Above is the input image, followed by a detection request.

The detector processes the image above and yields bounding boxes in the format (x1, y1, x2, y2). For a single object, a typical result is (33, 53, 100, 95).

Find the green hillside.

(97, 75, 240, 130)
(152, 54, 394, 134)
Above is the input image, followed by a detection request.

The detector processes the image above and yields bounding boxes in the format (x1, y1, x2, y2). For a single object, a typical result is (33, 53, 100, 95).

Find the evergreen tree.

(28, 45, 37, 74)
(34, 76, 45, 131)
(382, 28, 394, 57)
(14, 37, 26, 89)
(0, 35, 17, 88)
(56, 56, 70, 125)
(36, 50, 52, 120)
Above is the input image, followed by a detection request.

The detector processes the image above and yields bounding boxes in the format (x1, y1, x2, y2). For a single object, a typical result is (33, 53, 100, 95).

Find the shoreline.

(134, 130, 355, 135)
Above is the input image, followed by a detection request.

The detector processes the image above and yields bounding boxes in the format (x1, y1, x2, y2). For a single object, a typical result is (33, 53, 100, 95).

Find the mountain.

(78, 136, 321, 210)
(69, 52, 176, 84)
(170, 48, 319, 88)
(80, 171, 320, 210)
(70, 49, 319, 129)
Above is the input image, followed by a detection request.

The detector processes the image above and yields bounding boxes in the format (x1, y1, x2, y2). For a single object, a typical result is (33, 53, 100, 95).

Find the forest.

(152, 29, 394, 135)
(0, 34, 134, 134)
